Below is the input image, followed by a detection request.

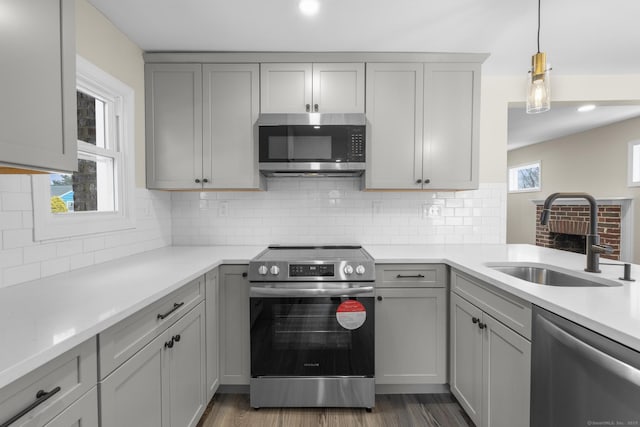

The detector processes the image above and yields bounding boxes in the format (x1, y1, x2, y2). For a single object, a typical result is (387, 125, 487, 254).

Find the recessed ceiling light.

(578, 104, 596, 113)
(299, 0, 319, 16)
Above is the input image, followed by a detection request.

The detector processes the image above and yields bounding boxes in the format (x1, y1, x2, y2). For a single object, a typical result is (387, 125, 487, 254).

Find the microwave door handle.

(250, 286, 374, 298)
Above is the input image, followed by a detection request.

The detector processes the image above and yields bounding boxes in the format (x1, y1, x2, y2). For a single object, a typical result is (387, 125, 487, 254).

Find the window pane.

(509, 162, 540, 192)
(77, 91, 106, 148)
(49, 154, 115, 214)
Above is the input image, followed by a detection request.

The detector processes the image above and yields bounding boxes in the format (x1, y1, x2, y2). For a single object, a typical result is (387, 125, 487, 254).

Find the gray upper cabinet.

(0, 0, 76, 173)
(366, 62, 480, 190)
(203, 64, 260, 189)
(260, 63, 365, 113)
(145, 63, 261, 190)
(145, 63, 203, 190)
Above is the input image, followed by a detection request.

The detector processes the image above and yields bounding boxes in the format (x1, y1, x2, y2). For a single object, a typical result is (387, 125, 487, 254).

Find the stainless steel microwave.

(257, 113, 366, 177)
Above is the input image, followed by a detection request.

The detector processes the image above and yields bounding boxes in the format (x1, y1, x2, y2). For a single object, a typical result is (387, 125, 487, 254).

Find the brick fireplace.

(534, 199, 633, 261)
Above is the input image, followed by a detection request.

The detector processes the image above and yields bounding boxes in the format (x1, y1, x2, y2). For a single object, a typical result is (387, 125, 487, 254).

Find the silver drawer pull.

(1, 386, 61, 427)
(250, 286, 374, 298)
(396, 274, 425, 278)
(157, 302, 184, 320)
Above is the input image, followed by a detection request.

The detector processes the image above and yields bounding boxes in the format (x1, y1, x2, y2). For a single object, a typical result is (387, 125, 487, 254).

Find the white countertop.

(1, 243, 639, 391)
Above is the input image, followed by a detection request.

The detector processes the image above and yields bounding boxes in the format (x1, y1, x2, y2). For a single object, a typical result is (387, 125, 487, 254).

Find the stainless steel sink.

(488, 264, 622, 287)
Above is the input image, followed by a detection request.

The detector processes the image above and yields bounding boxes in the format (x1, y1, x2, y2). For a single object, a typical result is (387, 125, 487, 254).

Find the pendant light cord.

(537, 0, 541, 53)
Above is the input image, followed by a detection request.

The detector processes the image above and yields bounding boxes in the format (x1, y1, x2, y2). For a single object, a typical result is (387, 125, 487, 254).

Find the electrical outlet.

(422, 203, 441, 218)
(218, 201, 228, 217)
(372, 201, 383, 216)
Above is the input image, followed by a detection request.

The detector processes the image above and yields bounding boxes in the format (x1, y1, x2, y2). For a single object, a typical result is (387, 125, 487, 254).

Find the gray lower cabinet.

(100, 302, 206, 427)
(205, 268, 220, 401)
(450, 273, 531, 427)
(374, 264, 448, 387)
(43, 387, 98, 427)
(0, 0, 76, 173)
(219, 265, 251, 385)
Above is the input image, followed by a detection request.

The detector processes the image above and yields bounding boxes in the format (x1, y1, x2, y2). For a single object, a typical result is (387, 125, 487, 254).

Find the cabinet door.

(203, 64, 260, 189)
(145, 63, 203, 189)
(44, 387, 98, 427)
(483, 314, 531, 427)
(260, 63, 312, 113)
(205, 268, 219, 401)
(423, 63, 480, 190)
(450, 292, 483, 427)
(166, 303, 206, 427)
(375, 288, 447, 384)
(219, 265, 250, 385)
(312, 63, 365, 113)
(365, 63, 424, 189)
(100, 332, 166, 427)
(0, 0, 76, 172)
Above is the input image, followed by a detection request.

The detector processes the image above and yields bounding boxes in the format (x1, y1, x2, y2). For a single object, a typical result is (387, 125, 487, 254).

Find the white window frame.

(628, 140, 640, 187)
(32, 56, 135, 241)
(508, 161, 541, 193)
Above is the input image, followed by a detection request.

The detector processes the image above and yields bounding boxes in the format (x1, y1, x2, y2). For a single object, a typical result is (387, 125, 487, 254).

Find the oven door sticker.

(336, 300, 366, 330)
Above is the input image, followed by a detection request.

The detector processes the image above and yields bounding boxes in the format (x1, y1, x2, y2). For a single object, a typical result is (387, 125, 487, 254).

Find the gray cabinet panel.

(0, 0, 76, 172)
(260, 63, 312, 113)
(44, 387, 98, 427)
(376, 264, 447, 288)
(219, 265, 250, 385)
(375, 287, 447, 385)
(203, 64, 260, 189)
(365, 63, 424, 189)
(450, 292, 484, 426)
(145, 63, 203, 189)
(205, 269, 220, 401)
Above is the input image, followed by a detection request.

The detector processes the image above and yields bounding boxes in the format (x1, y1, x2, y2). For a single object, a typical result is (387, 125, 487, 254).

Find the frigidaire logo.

(304, 363, 320, 367)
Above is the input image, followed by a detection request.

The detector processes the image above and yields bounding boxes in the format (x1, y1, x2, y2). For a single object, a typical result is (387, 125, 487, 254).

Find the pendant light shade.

(527, 52, 550, 114)
(526, 0, 551, 114)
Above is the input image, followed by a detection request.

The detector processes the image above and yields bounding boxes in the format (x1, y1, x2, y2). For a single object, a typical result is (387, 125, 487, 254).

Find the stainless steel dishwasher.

(531, 306, 640, 427)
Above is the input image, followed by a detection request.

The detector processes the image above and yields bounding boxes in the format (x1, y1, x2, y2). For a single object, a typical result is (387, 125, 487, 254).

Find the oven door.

(250, 283, 374, 378)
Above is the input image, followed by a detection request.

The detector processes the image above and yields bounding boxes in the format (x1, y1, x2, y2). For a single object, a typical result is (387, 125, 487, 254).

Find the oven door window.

(250, 296, 374, 377)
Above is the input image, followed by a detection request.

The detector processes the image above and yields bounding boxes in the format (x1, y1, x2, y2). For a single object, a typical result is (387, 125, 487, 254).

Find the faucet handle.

(592, 244, 614, 254)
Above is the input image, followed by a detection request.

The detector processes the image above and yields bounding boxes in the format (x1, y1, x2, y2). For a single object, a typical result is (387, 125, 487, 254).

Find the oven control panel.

(290, 264, 335, 277)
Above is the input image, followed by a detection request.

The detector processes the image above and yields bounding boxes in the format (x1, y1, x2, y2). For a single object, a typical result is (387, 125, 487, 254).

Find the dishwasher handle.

(540, 315, 640, 388)
(250, 286, 374, 298)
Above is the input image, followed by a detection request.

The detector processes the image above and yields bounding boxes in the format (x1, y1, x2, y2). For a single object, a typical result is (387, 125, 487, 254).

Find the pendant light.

(526, 0, 551, 114)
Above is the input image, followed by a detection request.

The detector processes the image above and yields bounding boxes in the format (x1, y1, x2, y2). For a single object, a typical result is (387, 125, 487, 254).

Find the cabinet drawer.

(376, 264, 447, 288)
(44, 387, 98, 427)
(99, 275, 205, 379)
(451, 270, 531, 339)
(0, 338, 97, 427)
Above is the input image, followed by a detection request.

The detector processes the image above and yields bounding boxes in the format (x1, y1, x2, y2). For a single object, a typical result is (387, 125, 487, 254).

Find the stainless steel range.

(248, 245, 375, 409)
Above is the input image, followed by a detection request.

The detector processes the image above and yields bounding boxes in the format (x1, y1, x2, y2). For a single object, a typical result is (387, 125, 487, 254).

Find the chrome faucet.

(540, 192, 613, 273)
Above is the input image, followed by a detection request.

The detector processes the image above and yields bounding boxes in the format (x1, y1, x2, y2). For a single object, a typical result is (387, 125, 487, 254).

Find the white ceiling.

(508, 103, 640, 150)
(87, 0, 640, 147)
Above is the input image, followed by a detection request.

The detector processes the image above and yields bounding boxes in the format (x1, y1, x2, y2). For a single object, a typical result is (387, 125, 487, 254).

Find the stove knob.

(344, 265, 354, 275)
(355, 265, 366, 275)
(270, 265, 280, 275)
(258, 265, 268, 275)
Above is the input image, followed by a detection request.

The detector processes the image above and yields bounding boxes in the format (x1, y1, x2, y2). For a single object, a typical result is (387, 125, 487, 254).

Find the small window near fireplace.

(509, 161, 541, 193)
(628, 141, 640, 187)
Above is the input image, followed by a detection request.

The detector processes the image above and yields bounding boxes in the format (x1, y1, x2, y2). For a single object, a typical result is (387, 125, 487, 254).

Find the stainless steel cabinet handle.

(540, 316, 640, 388)
(1, 386, 61, 427)
(157, 302, 184, 320)
(250, 286, 374, 297)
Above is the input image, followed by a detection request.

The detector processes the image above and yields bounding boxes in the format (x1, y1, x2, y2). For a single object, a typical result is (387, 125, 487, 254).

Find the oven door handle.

(250, 286, 374, 298)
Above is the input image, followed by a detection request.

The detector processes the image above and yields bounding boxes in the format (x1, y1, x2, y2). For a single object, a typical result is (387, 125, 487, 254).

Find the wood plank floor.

(197, 394, 474, 427)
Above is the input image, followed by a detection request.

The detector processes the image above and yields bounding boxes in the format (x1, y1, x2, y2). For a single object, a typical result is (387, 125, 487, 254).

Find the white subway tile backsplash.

(170, 179, 506, 246)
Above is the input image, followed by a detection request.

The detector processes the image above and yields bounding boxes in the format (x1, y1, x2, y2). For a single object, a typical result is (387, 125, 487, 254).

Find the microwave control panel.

(347, 127, 365, 162)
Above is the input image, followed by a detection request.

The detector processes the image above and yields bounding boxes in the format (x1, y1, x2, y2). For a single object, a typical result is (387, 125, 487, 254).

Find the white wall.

(171, 180, 506, 245)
